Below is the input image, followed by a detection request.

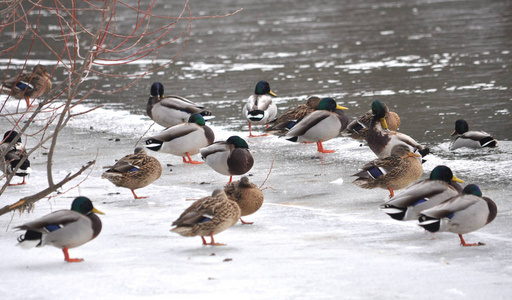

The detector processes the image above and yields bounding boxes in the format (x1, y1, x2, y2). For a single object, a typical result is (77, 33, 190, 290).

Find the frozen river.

(1, 0, 511, 298)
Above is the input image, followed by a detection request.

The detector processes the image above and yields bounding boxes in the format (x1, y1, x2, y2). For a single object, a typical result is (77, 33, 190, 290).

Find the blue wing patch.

(412, 198, 427, 206)
(367, 167, 386, 179)
(44, 224, 62, 232)
(199, 216, 212, 223)
(16, 81, 34, 91)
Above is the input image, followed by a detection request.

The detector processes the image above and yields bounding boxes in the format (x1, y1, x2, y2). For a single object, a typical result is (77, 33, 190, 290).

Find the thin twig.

(259, 151, 276, 191)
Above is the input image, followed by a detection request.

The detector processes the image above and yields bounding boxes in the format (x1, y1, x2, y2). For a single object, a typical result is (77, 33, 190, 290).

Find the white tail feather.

(17, 239, 40, 249)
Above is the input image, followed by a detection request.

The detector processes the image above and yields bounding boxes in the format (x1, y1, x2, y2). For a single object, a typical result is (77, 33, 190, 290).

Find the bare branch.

(0, 160, 96, 216)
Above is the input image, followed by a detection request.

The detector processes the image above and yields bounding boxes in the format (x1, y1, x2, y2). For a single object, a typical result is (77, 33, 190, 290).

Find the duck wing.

(147, 124, 199, 142)
(159, 96, 209, 114)
(15, 210, 84, 233)
(285, 111, 330, 137)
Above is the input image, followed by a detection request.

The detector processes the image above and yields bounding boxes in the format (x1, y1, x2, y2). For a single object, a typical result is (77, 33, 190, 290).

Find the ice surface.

(1, 100, 511, 299)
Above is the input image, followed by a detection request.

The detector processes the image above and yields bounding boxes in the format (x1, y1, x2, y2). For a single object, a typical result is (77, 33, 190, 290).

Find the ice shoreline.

(1, 103, 511, 299)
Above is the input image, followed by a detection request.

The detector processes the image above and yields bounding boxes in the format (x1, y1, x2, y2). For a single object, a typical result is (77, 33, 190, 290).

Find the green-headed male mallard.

(102, 147, 162, 199)
(1, 130, 31, 185)
(346, 102, 400, 140)
(146, 82, 213, 128)
(171, 189, 241, 246)
(266, 96, 322, 135)
(284, 97, 348, 153)
(242, 80, 278, 137)
(450, 119, 498, 150)
(380, 165, 464, 221)
(145, 113, 215, 164)
(352, 144, 423, 197)
(224, 176, 264, 224)
(1, 64, 52, 108)
(419, 184, 497, 247)
(15, 196, 104, 263)
(364, 100, 429, 159)
(200, 135, 254, 184)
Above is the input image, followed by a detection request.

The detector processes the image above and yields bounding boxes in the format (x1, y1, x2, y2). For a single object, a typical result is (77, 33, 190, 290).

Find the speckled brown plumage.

(1, 65, 52, 107)
(171, 189, 241, 245)
(102, 147, 162, 199)
(266, 96, 322, 135)
(224, 176, 263, 224)
(346, 105, 400, 140)
(353, 144, 423, 196)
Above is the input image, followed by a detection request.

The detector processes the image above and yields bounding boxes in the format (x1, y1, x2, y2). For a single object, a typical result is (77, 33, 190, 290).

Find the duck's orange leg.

(459, 234, 484, 247)
(201, 232, 226, 246)
(248, 123, 268, 137)
(183, 152, 203, 164)
(388, 187, 395, 198)
(63, 247, 84, 263)
(240, 218, 254, 225)
(226, 176, 233, 185)
(316, 141, 334, 153)
(8, 177, 27, 186)
(131, 189, 148, 199)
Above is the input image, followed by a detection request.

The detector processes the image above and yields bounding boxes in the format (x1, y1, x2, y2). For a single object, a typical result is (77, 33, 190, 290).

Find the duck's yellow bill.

(408, 152, 422, 158)
(336, 104, 348, 110)
(92, 207, 105, 215)
(451, 176, 464, 183)
(450, 130, 457, 136)
(269, 90, 277, 97)
(379, 118, 388, 130)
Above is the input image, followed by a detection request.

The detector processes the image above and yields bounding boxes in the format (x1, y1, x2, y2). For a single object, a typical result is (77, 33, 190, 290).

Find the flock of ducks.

(1, 66, 501, 262)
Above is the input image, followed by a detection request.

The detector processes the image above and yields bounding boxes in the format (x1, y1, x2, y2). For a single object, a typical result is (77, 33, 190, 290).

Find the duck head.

(371, 100, 388, 130)
(188, 113, 206, 126)
(3, 130, 21, 144)
(254, 81, 277, 97)
(451, 119, 469, 136)
(429, 165, 464, 183)
(391, 144, 421, 158)
(150, 82, 165, 98)
(317, 98, 348, 112)
(71, 197, 104, 215)
(226, 136, 249, 149)
(462, 184, 482, 197)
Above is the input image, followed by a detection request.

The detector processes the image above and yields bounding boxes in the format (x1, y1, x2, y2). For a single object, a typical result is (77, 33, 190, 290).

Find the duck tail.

(170, 226, 193, 237)
(16, 230, 43, 248)
(418, 215, 440, 232)
(480, 136, 498, 148)
(379, 204, 406, 221)
(286, 136, 299, 143)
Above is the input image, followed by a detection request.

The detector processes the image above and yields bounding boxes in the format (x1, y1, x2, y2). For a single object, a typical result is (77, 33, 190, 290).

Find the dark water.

(3, 0, 511, 143)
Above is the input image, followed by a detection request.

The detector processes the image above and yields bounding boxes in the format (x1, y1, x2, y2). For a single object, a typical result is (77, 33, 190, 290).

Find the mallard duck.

(284, 97, 348, 153)
(1, 64, 52, 108)
(346, 102, 400, 140)
(266, 96, 322, 135)
(200, 135, 254, 184)
(15, 196, 104, 263)
(352, 144, 423, 197)
(380, 165, 464, 221)
(450, 119, 498, 150)
(364, 100, 429, 159)
(224, 176, 264, 224)
(419, 184, 497, 247)
(242, 80, 278, 137)
(171, 189, 241, 246)
(1, 131, 31, 185)
(102, 147, 162, 199)
(146, 82, 213, 128)
(145, 113, 215, 164)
